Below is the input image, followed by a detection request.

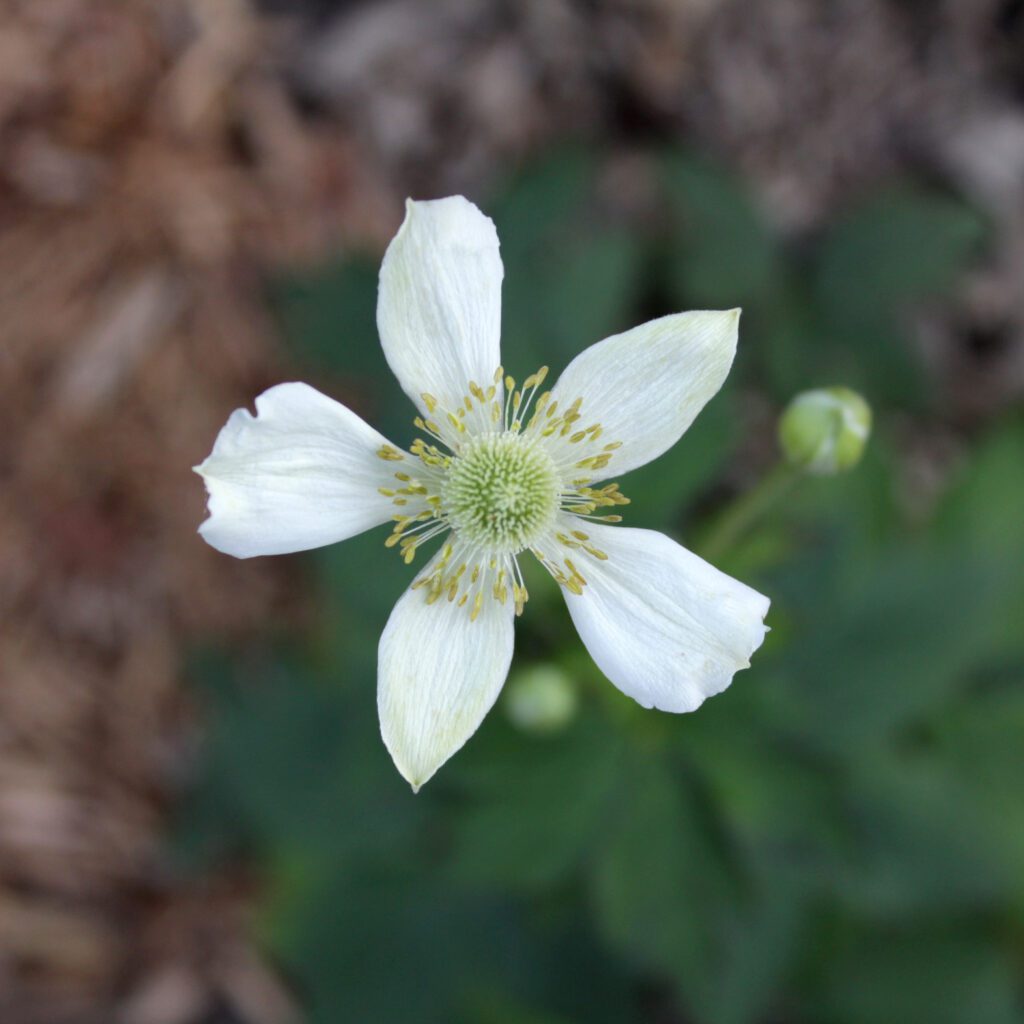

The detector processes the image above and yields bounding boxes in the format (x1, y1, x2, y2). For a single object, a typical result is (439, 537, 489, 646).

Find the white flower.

(195, 196, 770, 791)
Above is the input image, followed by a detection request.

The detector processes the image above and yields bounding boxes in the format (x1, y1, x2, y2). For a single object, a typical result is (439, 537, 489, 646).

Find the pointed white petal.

(558, 523, 769, 712)
(196, 382, 401, 558)
(378, 556, 515, 790)
(377, 196, 504, 417)
(545, 310, 739, 478)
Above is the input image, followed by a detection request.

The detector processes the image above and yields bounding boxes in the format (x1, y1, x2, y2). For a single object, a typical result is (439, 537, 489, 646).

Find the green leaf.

(835, 751, 1009, 916)
(493, 150, 646, 376)
(270, 255, 375, 370)
(817, 188, 985, 309)
(445, 710, 622, 890)
(269, 253, 410, 441)
(588, 751, 802, 1024)
(937, 414, 1024, 557)
(816, 925, 1019, 1024)
(280, 874, 528, 1024)
(933, 416, 1024, 657)
(620, 385, 738, 530)
(813, 187, 985, 406)
(776, 548, 1001, 751)
(314, 527, 414, 679)
(175, 654, 423, 865)
(934, 686, 1024, 913)
(589, 752, 723, 973)
(661, 151, 780, 307)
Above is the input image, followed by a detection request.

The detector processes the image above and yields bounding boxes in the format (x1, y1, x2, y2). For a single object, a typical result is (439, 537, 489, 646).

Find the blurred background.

(2, 1, 1024, 1022)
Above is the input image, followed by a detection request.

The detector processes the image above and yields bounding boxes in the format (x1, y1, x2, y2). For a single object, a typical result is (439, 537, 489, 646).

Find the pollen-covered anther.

(376, 444, 405, 462)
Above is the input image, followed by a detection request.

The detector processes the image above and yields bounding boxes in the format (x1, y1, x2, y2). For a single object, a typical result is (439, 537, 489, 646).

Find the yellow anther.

(565, 558, 586, 586)
(421, 393, 438, 413)
(377, 445, 404, 461)
(470, 592, 484, 622)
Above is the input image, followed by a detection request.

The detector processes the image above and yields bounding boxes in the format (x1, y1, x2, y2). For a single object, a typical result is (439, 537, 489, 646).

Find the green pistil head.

(443, 434, 559, 553)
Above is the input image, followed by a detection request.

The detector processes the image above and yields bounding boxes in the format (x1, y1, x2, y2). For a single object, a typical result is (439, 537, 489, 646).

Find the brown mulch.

(0, 1, 389, 1020)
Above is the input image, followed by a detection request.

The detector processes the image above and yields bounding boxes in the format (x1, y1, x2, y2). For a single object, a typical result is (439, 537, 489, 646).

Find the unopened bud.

(504, 664, 577, 735)
(778, 387, 872, 475)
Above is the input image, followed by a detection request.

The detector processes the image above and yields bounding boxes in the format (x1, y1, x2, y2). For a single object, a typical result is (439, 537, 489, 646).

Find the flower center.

(441, 433, 559, 554)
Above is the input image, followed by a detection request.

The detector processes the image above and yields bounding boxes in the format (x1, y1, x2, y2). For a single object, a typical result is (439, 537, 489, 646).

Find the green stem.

(697, 462, 801, 562)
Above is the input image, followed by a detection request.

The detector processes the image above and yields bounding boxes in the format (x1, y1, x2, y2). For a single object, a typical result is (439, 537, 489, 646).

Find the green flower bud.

(504, 664, 577, 735)
(778, 387, 872, 475)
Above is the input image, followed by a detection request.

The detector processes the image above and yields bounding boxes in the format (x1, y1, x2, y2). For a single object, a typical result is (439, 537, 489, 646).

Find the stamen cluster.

(375, 366, 630, 620)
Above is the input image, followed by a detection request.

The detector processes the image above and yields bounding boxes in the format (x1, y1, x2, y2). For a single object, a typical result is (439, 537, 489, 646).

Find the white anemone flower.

(195, 196, 770, 791)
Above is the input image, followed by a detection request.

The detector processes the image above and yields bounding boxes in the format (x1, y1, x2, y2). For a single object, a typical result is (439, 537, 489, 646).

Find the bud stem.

(697, 462, 801, 562)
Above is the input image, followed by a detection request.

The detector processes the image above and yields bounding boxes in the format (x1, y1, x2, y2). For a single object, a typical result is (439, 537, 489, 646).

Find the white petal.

(378, 555, 515, 791)
(196, 382, 401, 558)
(558, 523, 769, 712)
(377, 196, 504, 417)
(545, 310, 739, 478)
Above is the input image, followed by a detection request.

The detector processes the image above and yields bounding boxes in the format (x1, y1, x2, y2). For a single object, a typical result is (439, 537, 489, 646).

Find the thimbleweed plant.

(195, 196, 770, 790)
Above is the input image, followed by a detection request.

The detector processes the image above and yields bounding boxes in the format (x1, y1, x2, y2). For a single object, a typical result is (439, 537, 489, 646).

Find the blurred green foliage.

(181, 150, 1023, 1023)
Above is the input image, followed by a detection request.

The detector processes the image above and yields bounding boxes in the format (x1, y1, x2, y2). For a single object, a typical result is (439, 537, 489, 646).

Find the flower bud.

(778, 387, 872, 475)
(504, 664, 577, 735)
